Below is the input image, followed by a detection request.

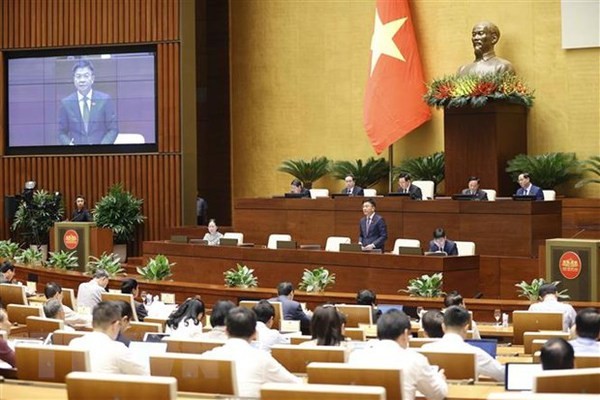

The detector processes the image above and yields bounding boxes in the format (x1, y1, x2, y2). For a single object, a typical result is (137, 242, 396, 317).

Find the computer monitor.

(505, 363, 543, 391)
(465, 338, 498, 358)
(284, 192, 306, 199)
(397, 246, 423, 255)
(452, 194, 477, 201)
(424, 251, 448, 257)
(339, 243, 363, 252)
(386, 192, 411, 197)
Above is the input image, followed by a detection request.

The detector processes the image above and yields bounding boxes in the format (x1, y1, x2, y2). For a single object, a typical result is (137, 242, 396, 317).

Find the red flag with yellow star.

(364, 0, 430, 154)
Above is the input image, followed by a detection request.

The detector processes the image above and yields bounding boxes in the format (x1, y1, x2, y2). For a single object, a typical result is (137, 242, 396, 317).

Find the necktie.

(82, 96, 90, 132)
(366, 217, 372, 235)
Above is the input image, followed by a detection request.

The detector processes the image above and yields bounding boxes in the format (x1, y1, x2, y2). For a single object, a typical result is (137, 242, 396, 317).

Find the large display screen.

(5, 45, 157, 154)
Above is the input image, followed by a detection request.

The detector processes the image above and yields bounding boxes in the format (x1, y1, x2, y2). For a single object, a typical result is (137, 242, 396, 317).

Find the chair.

(114, 133, 146, 144)
(15, 343, 90, 382)
(267, 234, 292, 249)
(534, 367, 600, 393)
(51, 330, 87, 345)
(124, 321, 162, 342)
(26, 316, 64, 340)
(363, 188, 377, 197)
(543, 190, 556, 201)
(412, 180, 434, 200)
(290, 335, 313, 345)
(150, 353, 237, 395)
(482, 189, 497, 201)
(575, 354, 600, 369)
(455, 241, 476, 256)
(101, 292, 139, 321)
(417, 350, 477, 380)
(239, 300, 283, 331)
(307, 362, 401, 400)
(261, 383, 386, 400)
(144, 316, 168, 332)
(223, 232, 244, 244)
(335, 305, 373, 327)
(0, 283, 27, 305)
(7, 304, 43, 325)
(344, 327, 366, 341)
(512, 311, 563, 345)
(163, 338, 225, 354)
(271, 345, 349, 373)
(325, 236, 351, 252)
(62, 288, 77, 310)
(392, 238, 421, 255)
(309, 189, 330, 199)
(67, 371, 177, 400)
(523, 331, 569, 354)
(408, 337, 440, 348)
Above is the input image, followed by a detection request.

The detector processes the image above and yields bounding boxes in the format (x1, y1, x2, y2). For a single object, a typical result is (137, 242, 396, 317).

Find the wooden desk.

(234, 197, 561, 257)
(477, 323, 514, 338)
(417, 383, 505, 400)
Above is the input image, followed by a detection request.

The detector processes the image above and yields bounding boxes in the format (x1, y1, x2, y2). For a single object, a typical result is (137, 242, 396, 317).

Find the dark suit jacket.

(342, 186, 364, 196)
(428, 239, 458, 255)
(397, 184, 422, 200)
(461, 188, 488, 201)
(516, 185, 544, 201)
(58, 90, 118, 145)
(358, 213, 387, 250)
(270, 295, 311, 334)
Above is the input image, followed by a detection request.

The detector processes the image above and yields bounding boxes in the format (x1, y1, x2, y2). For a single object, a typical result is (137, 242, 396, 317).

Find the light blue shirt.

(569, 337, 600, 354)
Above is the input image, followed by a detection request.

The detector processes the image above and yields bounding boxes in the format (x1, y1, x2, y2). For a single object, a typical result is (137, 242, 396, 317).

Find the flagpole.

(388, 144, 394, 193)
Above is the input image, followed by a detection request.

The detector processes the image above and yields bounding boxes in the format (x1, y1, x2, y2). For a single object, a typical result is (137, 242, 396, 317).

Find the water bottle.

(502, 313, 509, 328)
(146, 293, 153, 306)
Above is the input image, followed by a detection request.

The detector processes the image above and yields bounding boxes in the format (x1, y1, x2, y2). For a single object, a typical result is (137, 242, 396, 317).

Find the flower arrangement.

(424, 72, 534, 109)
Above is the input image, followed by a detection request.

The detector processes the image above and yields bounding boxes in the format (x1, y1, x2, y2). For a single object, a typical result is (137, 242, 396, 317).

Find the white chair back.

(309, 189, 329, 199)
(412, 180, 434, 200)
(223, 232, 244, 244)
(392, 238, 421, 255)
(455, 241, 476, 256)
(325, 236, 351, 252)
(482, 189, 496, 201)
(267, 234, 292, 249)
(543, 190, 556, 201)
(362, 188, 377, 197)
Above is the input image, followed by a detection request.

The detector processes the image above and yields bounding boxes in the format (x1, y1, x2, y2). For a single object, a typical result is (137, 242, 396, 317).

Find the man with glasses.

(342, 175, 364, 196)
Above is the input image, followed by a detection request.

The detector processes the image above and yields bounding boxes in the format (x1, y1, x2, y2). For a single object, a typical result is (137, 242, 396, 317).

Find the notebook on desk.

(465, 338, 498, 358)
(512, 194, 537, 201)
(505, 362, 542, 391)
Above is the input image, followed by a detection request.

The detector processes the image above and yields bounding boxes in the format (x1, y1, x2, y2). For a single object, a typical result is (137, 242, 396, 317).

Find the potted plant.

(87, 252, 124, 277)
(298, 267, 336, 293)
(330, 157, 390, 188)
(400, 273, 445, 297)
(47, 250, 79, 271)
(136, 254, 174, 281)
(0, 239, 22, 262)
(575, 155, 600, 188)
(11, 189, 64, 258)
(506, 153, 580, 191)
(14, 247, 43, 267)
(515, 278, 569, 301)
(278, 157, 330, 189)
(393, 152, 445, 194)
(224, 264, 259, 288)
(93, 183, 145, 261)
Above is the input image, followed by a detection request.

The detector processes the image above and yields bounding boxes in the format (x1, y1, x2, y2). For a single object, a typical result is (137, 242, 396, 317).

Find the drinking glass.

(493, 309, 501, 326)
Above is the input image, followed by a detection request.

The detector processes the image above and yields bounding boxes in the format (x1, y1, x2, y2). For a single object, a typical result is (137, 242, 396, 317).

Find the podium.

(545, 239, 600, 301)
(444, 103, 527, 196)
(52, 222, 113, 272)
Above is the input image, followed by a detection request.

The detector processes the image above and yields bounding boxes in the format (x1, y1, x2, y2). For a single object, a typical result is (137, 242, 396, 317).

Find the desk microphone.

(571, 228, 586, 238)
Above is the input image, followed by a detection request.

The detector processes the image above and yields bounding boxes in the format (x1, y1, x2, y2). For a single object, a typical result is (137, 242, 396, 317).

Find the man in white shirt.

(70, 301, 148, 375)
(44, 282, 91, 328)
(201, 306, 300, 398)
(422, 306, 505, 382)
(76, 270, 109, 309)
(569, 308, 600, 354)
(43, 299, 75, 332)
(528, 283, 577, 332)
(252, 300, 289, 351)
(349, 310, 448, 400)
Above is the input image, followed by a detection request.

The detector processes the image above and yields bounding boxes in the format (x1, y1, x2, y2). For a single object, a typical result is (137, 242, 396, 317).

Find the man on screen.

(58, 60, 118, 145)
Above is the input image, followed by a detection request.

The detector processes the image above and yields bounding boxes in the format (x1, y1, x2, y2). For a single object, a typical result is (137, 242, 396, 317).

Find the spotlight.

(24, 181, 36, 190)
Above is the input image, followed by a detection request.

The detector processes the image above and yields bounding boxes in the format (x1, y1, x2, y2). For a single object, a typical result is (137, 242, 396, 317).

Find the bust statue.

(457, 21, 515, 76)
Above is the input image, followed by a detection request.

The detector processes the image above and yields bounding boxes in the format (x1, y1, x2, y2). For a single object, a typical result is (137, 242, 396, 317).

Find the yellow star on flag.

(370, 9, 407, 76)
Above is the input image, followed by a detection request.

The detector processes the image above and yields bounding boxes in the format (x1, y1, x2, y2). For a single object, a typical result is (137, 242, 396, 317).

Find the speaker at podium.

(51, 222, 113, 272)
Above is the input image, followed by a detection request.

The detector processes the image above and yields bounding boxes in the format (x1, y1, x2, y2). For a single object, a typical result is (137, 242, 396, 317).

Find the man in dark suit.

(428, 227, 458, 255)
(58, 60, 118, 145)
(342, 175, 364, 196)
(290, 179, 311, 198)
(270, 281, 312, 334)
(461, 176, 488, 200)
(397, 173, 422, 200)
(515, 172, 544, 200)
(358, 198, 387, 251)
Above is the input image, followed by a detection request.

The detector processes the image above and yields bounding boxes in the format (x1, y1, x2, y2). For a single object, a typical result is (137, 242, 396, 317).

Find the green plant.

(87, 252, 124, 277)
(136, 254, 174, 281)
(278, 157, 330, 189)
(400, 273, 445, 297)
(298, 267, 336, 293)
(575, 155, 600, 188)
(0, 239, 22, 262)
(393, 152, 445, 193)
(11, 190, 64, 246)
(14, 247, 43, 266)
(506, 153, 580, 190)
(223, 264, 259, 288)
(93, 183, 146, 244)
(330, 158, 390, 188)
(515, 278, 569, 301)
(47, 250, 79, 270)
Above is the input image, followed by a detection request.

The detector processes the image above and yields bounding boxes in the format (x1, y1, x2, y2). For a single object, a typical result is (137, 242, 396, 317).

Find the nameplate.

(358, 323, 378, 337)
(280, 319, 300, 333)
(161, 293, 176, 304)
(26, 281, 37, 294)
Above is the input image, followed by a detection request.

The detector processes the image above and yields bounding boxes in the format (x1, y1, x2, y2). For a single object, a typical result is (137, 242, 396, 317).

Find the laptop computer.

(331, 193, 350, 198)
(512, 194, 537, 201)
(397, 246, 423, 255)
(424, 251, 448, 257)
(284, 192, 306, 199)
(386, 192, 411, 197)
(465, 338, 498, 358)
(219, 238, 239, 246)
(189, 239, 208, 245)
(504, 363, 543, 391)
(452, 194, 477, 201)
(143, 332, 171, 342)
(339, 243, 364, 252)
